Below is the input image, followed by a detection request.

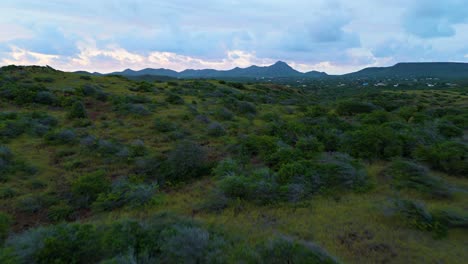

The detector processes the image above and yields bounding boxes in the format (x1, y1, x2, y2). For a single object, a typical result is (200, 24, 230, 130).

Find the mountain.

(107, 61, 328, 79)
(83, 62, 468, 80)
(346, 62, 468, 79)
(112, 68, 179, 77)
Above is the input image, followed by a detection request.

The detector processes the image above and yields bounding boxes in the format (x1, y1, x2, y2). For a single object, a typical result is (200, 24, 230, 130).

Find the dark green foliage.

(0, 112, 58, 141)
(435, 120, 463, 138)
(0, 146, 37, 182)
(47, 203, 73, 222)
(342, 125, 403, 160)
(212, 158, 242, 178)
(2, 214, 325, 264)
(166, 141, 208, 181)
(71, 170, 110, 207)
(0, 212, 12, 243)
(165, 93, 184, 104)
(217, 153, 369, 204)
(159, 225, 226, 263)
(414, 141, 467, 176)
(130, 81, 154, 92)
(153, 118, 176, 132)
(207, 122, 226, 137)
(336, 100, 378, 115)
(0, 83, 48, 105)
(236, 100, 257, 115)
(216, 107, 235, 120)
(258, 236, 339, 264)
(92, 177, 158, 211)
(16, 194, 45, 213)
(34, 91, 57, 105)
(387, 199, 467, 238)
(45, 129, 77, 145)
(384, 159, 451, 198)
(67, 101, 87, 119)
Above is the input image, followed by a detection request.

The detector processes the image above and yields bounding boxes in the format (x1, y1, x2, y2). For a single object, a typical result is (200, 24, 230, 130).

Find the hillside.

(0, 65, 467, 263)
(346, 62, 468, 79)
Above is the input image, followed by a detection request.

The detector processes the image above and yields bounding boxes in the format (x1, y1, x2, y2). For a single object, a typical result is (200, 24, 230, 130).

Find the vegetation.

(0, 65, 466, 263)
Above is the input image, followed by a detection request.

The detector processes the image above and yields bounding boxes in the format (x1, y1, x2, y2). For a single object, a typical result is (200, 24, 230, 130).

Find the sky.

(1, 0, 467, 74)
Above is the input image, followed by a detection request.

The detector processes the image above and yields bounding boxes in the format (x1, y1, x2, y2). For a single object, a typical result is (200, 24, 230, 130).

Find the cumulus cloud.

(0, 0, 467, 73)
(403, 0, 468, 38)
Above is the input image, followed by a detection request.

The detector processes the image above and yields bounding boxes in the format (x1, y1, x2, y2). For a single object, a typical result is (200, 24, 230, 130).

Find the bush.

(383, 159, 451, 198)
(216, 107, 234, 120)
(207, 122, 226, 137)
(314, 153, 369, 192)
(236, 101, 256, 115)
(16, 194, 44, 213)
(166, 141, 208, 181)
(71, 170, 110, 207)
(0, 187, 17, 199)
(126, 104, 151, 116)
(47, 203, 73, 222)
(435, 120, 463, 138)
(212, 158, 241, 178)
(34, 91, 57, 105)
(341, 125, 403, 160)
(45, 129, 77, 145)
(159, 225, 226, 263)
(1, 146, 37, 181)
(153, 118, 176, 132)
(387, 199, 457, 238)
(414, 141, 467, 176)
(295, 136, 324, 156)
(258, 236, 339, 264)
(0, 212, 12, 243)
(165, 93, 184, 105)
(92, 178, 158, 211)
(336, 100, 378, 115)
(67, 101, 87, 119)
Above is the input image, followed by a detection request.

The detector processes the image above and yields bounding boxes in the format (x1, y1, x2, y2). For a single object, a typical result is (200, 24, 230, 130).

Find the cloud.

(1, 0, 468, 73)
(403, 0, 468, 38)
(1, 46, 59, 65)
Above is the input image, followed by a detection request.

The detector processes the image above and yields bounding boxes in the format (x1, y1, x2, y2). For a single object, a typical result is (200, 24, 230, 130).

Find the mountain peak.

(271, 61, 291, 68)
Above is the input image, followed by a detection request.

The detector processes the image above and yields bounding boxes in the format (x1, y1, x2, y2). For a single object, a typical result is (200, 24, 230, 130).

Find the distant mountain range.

(344, 62, 468, 79)
(76, 61, 468, 80)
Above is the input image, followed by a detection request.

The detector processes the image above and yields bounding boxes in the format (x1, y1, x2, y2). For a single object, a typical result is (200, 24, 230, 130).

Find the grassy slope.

(0, 67, 467, 263)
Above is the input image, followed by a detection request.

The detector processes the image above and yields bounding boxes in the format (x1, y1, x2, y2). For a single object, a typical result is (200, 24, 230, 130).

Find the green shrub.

(0, 212, 12, 243)
(207, 122, 226, 137)
(67, 101, 87, 119)
(212, 158, 242, 178)
(92, 178, 158, 211)
(336, 100, 378, 115)
(47, 203, 73, 222)
(45, 129, 77, 145)
(166, 141, 208, 181)
(16, 194, 44, 213)
(435, 120, 463, 138)
(153, 118, 176, 132)
(387, 199, 460, 238)
(414, 141, 467, 176)
(384, 159, 451, 198)
(341, 125, 403, 160)
(71, 170, 110, 207)
(258, 236, 339, 264)
(34, 91, 57, 105)
(216, 107, 234, 120)
(165, 93, 184, 104)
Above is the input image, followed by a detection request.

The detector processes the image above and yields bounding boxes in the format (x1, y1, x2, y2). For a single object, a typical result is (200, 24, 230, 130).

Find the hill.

(346, 62, 468, 79)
